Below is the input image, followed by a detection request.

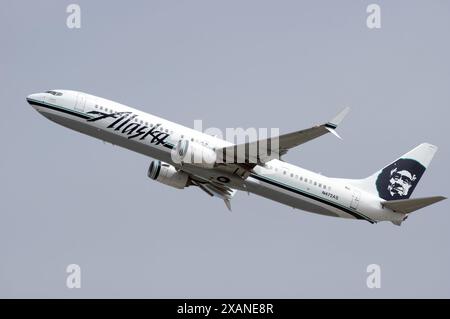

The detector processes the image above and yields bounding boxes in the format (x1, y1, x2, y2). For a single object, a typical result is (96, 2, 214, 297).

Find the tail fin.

(349, 143, 438, 200)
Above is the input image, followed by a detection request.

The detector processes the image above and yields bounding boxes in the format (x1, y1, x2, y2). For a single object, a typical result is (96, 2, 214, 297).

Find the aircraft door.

(75, 93, 86, 112)
(350, 189, 361, 210)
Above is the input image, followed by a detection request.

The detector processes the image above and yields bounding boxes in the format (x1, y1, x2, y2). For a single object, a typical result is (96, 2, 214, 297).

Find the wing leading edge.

(216, 107, 350, 165)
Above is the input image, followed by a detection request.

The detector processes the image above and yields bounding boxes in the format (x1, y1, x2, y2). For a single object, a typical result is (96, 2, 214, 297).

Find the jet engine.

(147, 160, 190, 189)
(172, 139, 217, 169)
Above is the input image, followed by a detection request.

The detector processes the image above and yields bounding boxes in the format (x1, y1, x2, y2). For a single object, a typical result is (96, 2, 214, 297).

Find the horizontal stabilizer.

(383, 196, 446, 214)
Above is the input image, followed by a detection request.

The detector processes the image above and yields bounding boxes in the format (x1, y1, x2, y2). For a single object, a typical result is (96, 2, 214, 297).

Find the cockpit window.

(45, 90, 63, 96)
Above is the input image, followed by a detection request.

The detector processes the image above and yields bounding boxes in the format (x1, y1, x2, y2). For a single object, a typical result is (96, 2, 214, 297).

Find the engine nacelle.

(172, 139, 217, 169)
(147, 160, 190, 189)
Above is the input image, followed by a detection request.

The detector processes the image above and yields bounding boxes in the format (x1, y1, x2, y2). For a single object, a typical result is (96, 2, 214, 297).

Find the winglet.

(325, 126, 342, 139)
(327, 107, 350, 128)
(324, 107, 349, 139)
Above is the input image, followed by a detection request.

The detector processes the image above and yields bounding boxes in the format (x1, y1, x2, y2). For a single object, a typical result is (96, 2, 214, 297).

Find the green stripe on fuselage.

(250, 173, 375, 223)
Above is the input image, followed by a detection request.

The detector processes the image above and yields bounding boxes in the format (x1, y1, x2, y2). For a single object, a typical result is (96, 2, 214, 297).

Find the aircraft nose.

(26, 93, 42, 105)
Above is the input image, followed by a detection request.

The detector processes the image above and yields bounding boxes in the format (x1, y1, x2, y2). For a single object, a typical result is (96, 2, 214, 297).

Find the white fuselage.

(27, 90, 404, 224)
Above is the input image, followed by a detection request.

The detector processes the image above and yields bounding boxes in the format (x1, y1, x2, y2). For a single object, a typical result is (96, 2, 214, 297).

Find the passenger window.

(318, 183, 322, 187)
(290, 173, 293, 177)
(300, 177, 303, 181)
(314, 181, 317, 186)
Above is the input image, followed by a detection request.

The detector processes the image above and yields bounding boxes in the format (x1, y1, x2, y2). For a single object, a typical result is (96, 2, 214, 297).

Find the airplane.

(27, 89, 446, 225)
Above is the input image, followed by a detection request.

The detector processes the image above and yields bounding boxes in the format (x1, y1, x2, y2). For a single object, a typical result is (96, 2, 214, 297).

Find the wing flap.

(191, 179, 237, 211)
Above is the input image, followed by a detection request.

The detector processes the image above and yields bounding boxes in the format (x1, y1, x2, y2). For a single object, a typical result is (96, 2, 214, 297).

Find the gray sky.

(1, 0, 449, 298)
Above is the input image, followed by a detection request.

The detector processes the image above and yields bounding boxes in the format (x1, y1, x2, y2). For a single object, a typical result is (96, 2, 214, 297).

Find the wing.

(216, 107, 350, 165)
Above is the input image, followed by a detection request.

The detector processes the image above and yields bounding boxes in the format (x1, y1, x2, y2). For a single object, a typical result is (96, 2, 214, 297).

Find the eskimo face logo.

(376, 158, 425, 200)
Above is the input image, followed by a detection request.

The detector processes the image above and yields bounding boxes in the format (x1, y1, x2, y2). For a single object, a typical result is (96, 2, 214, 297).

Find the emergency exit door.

(350, 190, 361, 210)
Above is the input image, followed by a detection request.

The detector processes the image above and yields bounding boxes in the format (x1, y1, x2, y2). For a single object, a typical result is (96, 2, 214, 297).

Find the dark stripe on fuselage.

(27, 99, 92, 120)
(29, 97, 366, 221)
(249, 173, 375, 223)
(28, 98, 175, 151)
